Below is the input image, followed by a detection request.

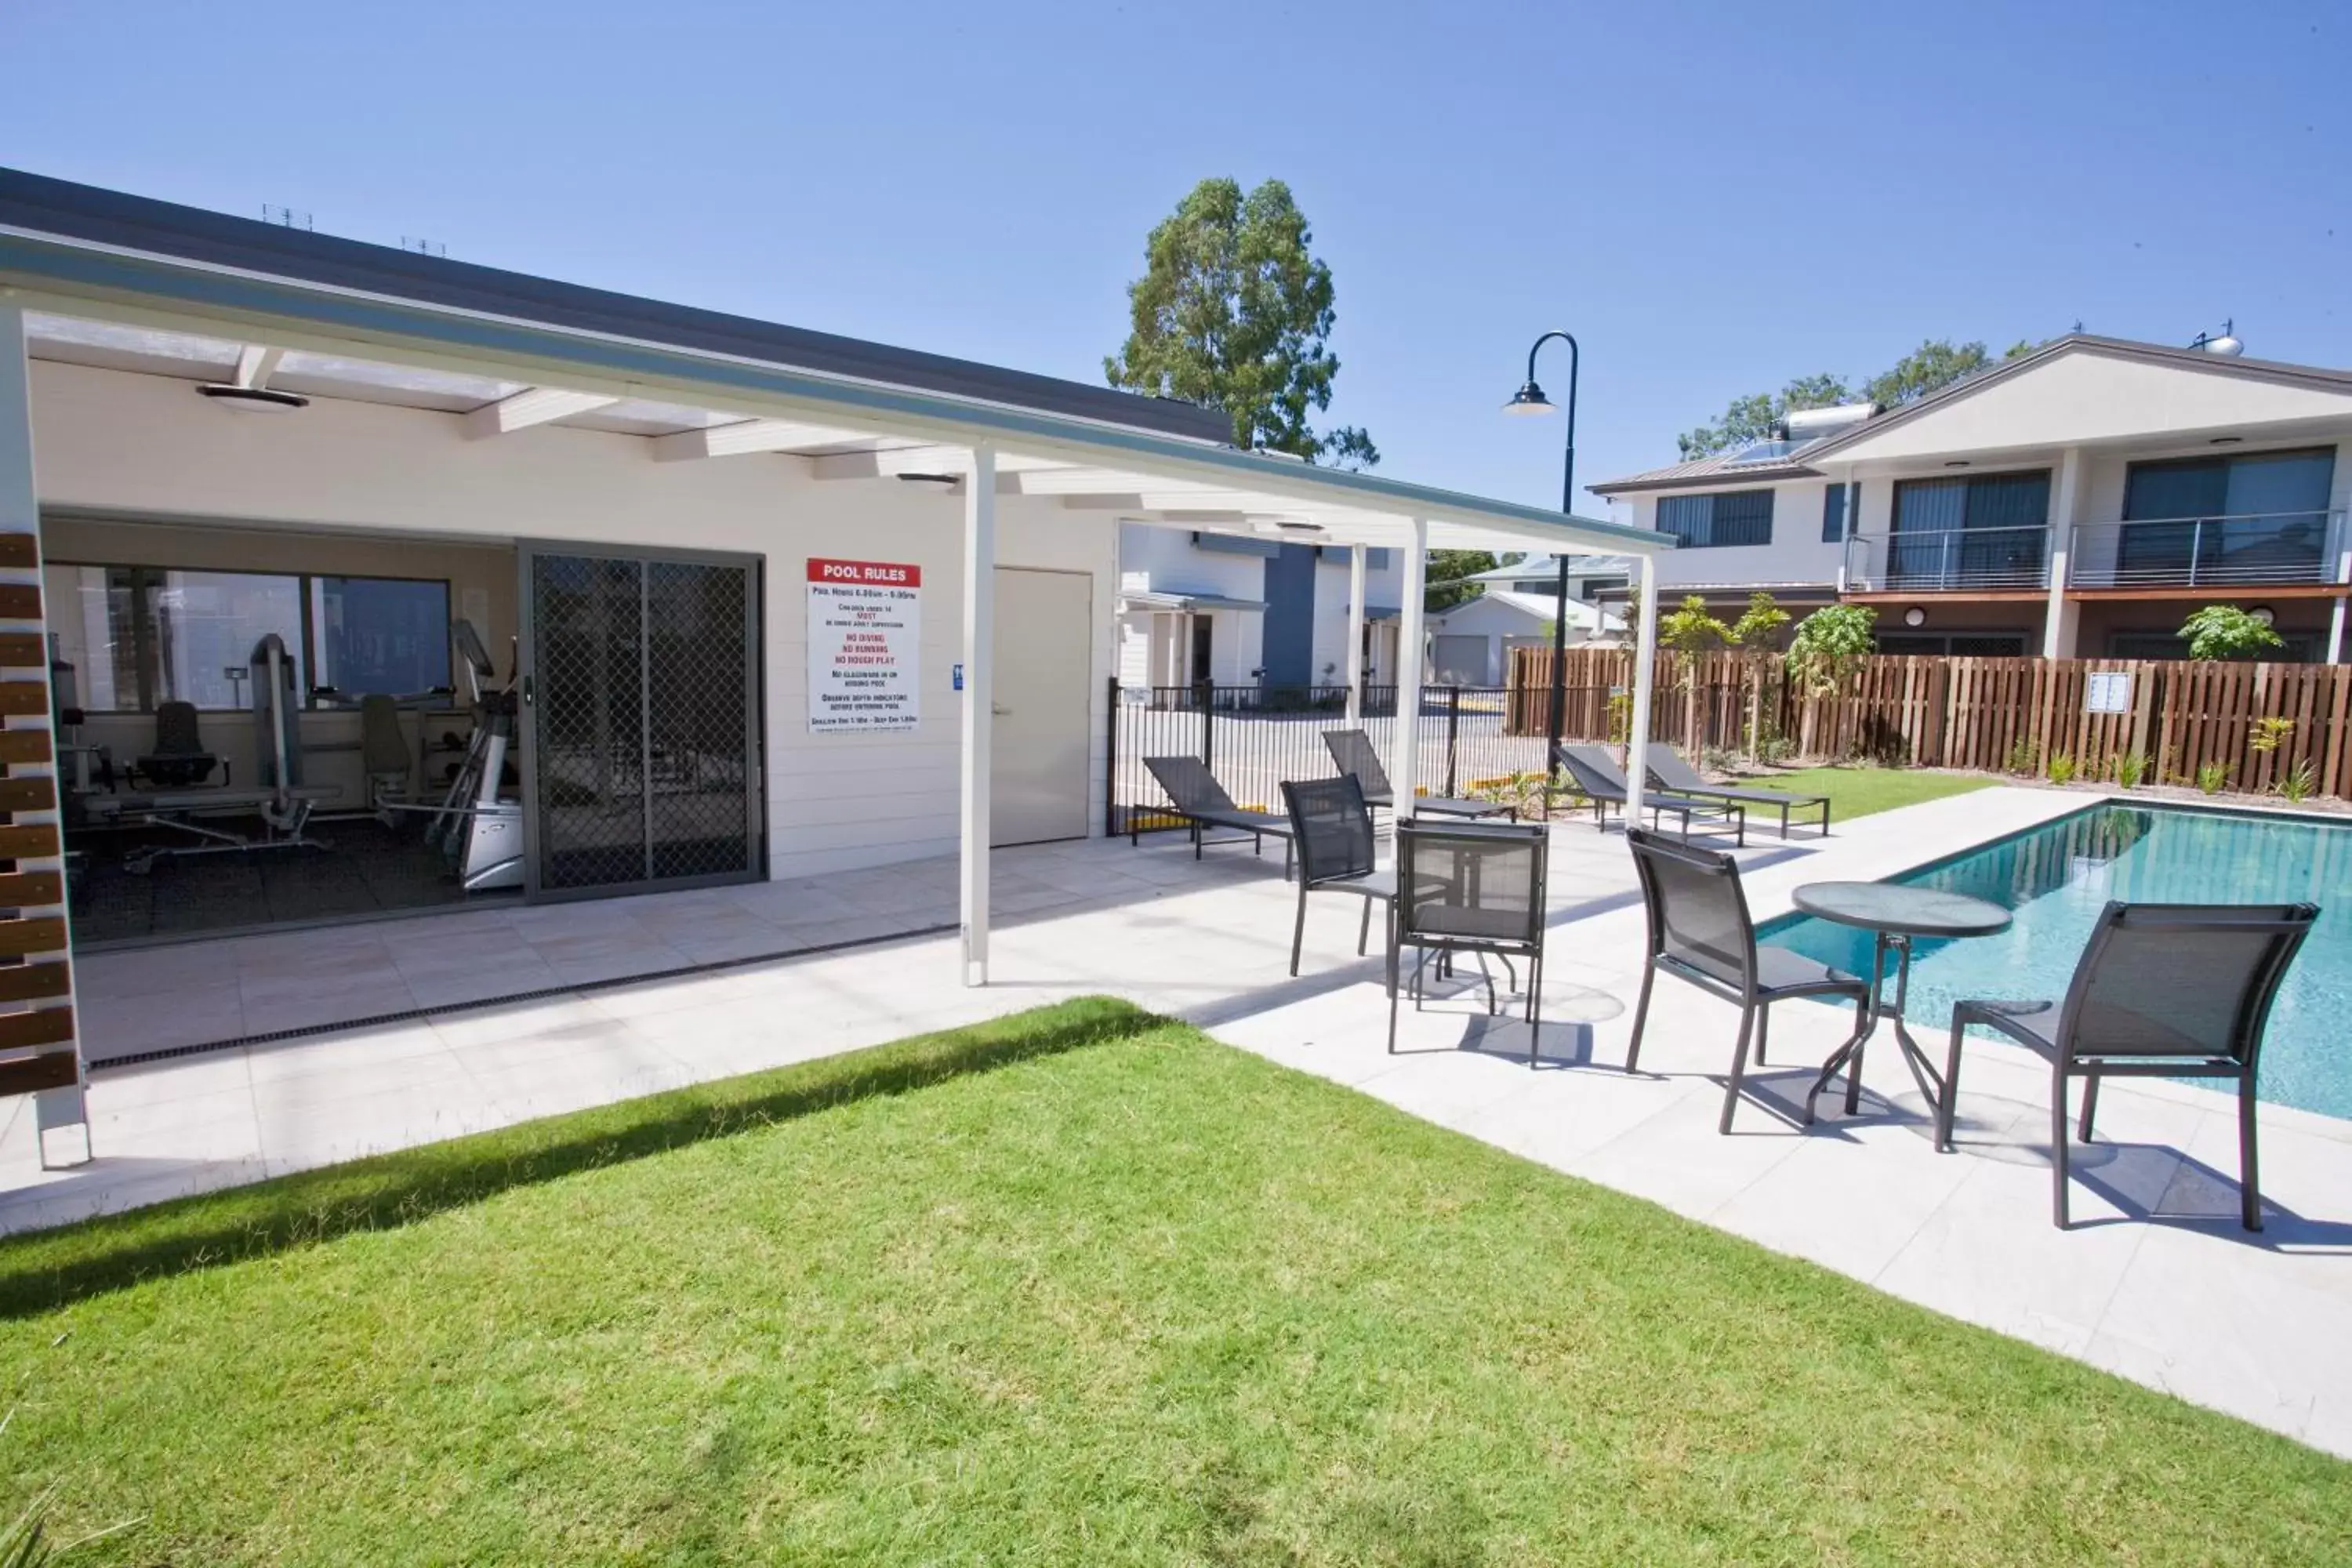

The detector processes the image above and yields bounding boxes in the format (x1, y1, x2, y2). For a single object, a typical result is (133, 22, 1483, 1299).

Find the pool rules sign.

(807, 558, 921, 732)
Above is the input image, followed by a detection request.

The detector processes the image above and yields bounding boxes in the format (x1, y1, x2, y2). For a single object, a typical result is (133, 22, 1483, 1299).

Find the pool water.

(1760, 803, 2352, 1121)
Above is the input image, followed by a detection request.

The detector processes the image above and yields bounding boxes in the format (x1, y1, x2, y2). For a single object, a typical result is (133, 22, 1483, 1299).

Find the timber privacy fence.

(1509, 646, 2352, 799)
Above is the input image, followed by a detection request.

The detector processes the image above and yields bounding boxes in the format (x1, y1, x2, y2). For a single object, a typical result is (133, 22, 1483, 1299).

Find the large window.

(44, 563, 451, 712)
(1656, 489, 1774, 549)
(310, 577, 452, 699)
(2121, 448, 2336, 581)
(1888, 470, 2051, 588)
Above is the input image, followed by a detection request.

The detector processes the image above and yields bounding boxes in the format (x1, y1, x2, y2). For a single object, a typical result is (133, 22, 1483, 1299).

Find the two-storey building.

(1591, 334, 2352, 661)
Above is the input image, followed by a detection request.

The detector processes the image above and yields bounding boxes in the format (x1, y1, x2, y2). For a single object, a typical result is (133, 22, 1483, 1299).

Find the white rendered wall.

(1618, 478, 1846, 590)
(29, 359, 1118, 881)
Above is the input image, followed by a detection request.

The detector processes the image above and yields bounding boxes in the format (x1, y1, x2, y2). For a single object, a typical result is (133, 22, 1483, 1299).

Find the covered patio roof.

(0, 167, 1671, 989)
(0, 168, 1662, 561)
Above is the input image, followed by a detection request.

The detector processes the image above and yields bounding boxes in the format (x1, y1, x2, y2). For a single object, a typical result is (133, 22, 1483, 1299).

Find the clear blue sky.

(5, 2, 2346, 516)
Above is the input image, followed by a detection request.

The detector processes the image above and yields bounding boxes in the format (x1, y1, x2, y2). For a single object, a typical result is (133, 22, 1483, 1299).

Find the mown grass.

(1744, 764, 1994, 821)
(0, 996, 2342, 1564)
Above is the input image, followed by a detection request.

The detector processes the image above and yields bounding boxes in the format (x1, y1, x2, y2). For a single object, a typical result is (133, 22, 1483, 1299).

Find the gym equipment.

(435, 620, 524, 891)
(77, 633, 338, 874)
(134, 701, 220, 788)
(369, 620, 522, 891)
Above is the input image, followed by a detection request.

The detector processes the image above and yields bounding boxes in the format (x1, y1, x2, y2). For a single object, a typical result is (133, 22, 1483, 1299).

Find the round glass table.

(1787, 880, 2013, 1123)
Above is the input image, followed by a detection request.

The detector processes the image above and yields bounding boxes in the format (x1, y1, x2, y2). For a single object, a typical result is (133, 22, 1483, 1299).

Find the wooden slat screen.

(1508, 647, 2352, 797)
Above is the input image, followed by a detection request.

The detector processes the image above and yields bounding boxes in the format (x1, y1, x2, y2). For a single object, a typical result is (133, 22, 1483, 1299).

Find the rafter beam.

(652, 417, 879, 461)
(1005, 466, 1194, 496)
(464, 386, 622, 438)
(232, 344, 284, 390)
(808, 445, 1064, 481)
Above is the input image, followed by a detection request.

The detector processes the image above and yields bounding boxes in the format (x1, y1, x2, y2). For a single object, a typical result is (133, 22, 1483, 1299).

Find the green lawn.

(1, 999, 2343, 1564)
(1733, 763, 1994, 821)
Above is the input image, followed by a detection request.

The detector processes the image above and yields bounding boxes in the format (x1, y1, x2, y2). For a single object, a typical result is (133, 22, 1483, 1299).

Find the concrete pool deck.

(9, 783, 2352, 1457)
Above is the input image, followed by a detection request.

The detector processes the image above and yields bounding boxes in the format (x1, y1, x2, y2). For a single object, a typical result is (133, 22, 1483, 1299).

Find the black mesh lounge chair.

(1140, 756, 1295, 874)
(1938, 901, 2318, 1230)
(1626, 827, 1870, 1134)
(1646, 748, 1830, 840)
(1321, 728, 1515, 822)
(1389, 818, 1550, 1060)
(1279, 775, 1396, 978)
(1554, 744, 1744, 846)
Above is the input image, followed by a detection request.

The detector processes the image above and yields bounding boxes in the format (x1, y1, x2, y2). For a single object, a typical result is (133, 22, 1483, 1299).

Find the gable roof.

(1592, 335, 2352, 495)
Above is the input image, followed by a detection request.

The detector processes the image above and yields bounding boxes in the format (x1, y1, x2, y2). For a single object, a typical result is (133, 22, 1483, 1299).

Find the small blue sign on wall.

(953, 662, 964, 691)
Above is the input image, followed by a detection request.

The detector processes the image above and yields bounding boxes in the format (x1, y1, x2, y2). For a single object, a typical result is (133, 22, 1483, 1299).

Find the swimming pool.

(1761, 802, 2352, 1121)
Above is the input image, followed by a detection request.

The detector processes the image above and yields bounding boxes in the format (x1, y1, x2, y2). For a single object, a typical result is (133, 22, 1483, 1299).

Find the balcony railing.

(2066, 511, 2347, 589)
(1842, 524, 2051, 593)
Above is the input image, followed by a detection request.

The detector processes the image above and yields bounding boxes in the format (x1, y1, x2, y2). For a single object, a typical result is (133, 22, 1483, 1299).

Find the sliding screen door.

(521, 546, 762, 898)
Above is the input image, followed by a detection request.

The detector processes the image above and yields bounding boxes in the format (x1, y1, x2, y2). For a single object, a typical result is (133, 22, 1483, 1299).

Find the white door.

(991, 568, 1093, 846)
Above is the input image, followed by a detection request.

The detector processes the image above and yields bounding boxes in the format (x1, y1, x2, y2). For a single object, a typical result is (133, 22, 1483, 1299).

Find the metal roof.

(1592, 335, 2352, 495)
(0, 167, 1229, 444)
(0, 168, 1668, 559)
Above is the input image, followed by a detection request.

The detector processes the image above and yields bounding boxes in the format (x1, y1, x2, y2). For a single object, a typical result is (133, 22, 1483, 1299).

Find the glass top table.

(1787, 880, 2013, 1123)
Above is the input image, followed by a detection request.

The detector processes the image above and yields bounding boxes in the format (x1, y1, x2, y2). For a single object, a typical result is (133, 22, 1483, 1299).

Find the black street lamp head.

(1502, 380, 1555, 416)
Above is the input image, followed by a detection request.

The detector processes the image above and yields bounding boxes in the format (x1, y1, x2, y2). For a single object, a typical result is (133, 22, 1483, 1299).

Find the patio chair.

(1646, 748, 1831, 840)
(1937, 900, 2318, 1230)
(1278, 775, 1395, 978)
(1553, 744, 1745, 846)
(1320, 728, 1516, 822)
(1624, 827, 1870, 1134)
(1140, 756, 1295, 876)
(1388, 818, 1550, 1061)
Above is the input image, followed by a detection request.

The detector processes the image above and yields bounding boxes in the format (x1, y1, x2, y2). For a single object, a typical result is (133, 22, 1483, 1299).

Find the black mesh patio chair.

(1388, 818, 1550, 1061)
(1140, 756, 1295, 876)
(1646, 747, 1831, 840)
(1554, 744, 1744, 846)
(1279, 775, 1396, 978)
(1321, 728, 1515, 822)
(1938, 900, 2318, 1230)
(1625, 826, 1870, 1134)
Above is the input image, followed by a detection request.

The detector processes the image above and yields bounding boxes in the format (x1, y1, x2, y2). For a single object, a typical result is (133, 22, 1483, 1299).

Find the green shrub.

(2112, 750, 2148, 789)
(2046, 751, 2077, 786)
(2276, 759, 2318, 804)
(2005, 737, 2040, 776)
(2197, 760, 2230, 795)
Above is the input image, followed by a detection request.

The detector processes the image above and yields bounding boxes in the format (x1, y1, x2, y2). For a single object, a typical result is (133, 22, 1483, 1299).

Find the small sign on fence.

(2084, 671, 2133, 715)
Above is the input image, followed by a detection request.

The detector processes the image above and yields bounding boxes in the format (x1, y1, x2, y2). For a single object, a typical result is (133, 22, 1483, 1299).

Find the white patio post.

(2328, 514, 2350, 665)
(0, 304, 89, 1163)
(959, 442, 997, 986)
(1388, 520, 1429, 827)
(1345, 545, 1367, 720)
(1624, 551, 1660, 827)
(2042, 445, 2084, 659)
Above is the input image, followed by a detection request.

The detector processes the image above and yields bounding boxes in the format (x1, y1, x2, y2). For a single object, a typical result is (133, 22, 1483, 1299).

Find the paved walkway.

(9, 786, 2350, 1457)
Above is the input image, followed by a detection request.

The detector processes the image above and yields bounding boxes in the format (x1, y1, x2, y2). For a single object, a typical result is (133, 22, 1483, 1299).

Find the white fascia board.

(463, 385, 621, 438)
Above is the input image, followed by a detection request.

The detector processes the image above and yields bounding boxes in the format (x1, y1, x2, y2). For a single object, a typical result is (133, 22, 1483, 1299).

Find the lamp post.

(1503, 330, 1579, 801)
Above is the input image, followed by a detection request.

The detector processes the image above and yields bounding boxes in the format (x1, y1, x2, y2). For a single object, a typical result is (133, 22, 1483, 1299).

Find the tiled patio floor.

(13, 786, 2352, 1457)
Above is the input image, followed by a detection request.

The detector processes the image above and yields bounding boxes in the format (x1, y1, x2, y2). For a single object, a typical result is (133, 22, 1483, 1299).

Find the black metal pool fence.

(1106, 681, 1546, 834)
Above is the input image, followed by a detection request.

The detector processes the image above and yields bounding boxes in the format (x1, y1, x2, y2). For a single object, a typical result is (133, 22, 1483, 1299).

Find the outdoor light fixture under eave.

(197, 383, 309, 412)
(1501, 381, 1555, 416)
